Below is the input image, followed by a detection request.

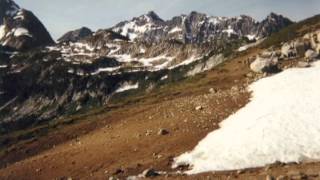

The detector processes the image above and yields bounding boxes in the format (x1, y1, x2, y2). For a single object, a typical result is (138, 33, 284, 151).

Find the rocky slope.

(0, 0, 294, 133)
(0, 0, 53, 51)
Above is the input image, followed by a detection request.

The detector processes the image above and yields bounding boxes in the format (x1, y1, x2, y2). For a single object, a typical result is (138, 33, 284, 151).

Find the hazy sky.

(15, 0, 320, 39)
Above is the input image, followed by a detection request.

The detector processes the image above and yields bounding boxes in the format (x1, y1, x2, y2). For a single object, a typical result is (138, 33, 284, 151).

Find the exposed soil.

(1, 49, 319, 180)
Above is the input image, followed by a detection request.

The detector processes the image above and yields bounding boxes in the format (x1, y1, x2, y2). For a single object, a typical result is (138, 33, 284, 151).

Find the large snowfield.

(174, 61, 320, 174)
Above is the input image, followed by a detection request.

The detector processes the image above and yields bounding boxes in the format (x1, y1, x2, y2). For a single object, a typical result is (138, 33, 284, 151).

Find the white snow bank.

(0, 25, 6, 40)
(115, 82, 139, 93)
(174, 61, 320, 174)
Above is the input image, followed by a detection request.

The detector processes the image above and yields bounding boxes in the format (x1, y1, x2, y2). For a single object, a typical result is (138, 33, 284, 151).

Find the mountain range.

(0, 0, 293, 132)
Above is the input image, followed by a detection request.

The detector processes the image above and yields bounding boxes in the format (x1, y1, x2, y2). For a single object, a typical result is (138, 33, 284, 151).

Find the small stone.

(266, 175, 274, 180)
(276, 175, 286, 180)
(231, 86, 239, 91)
(287, 170, 301, 176)
(209, 88, 217, 94)
(158, 128, 169, 135)
(113, 168, 124, 175)
(142, 169, 160, 177)
(264, 165, 271, 171)
(297, 61, 310, 68)
(145, 130, 152, 136)
(287, 171, 306, 180)
(195, 106, 203, 111)
(246, 72, 254, 78)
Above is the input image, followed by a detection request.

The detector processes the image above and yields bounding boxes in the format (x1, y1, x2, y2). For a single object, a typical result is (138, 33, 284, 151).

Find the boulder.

(250, 56, 278, 73)
(158, 128, 169, 135)
(195, 106, 203, 111)
(305, 49, 319, 61)
(297, 61, 310, 68)
(294, 40, 309, 57)
(281, 43, 296, 58)
(142, 169, 159, 177)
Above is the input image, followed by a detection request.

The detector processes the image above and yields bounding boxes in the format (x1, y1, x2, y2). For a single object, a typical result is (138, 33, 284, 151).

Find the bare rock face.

(58, 27, 93, 43)
(0, 0, 54, 51)
(256, 12, 293, 37)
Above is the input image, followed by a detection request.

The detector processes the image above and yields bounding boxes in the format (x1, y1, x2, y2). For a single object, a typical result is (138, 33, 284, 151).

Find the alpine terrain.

(0, 0, 320, 179)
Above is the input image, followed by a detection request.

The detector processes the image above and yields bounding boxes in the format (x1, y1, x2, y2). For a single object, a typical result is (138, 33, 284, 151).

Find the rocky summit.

(57, 27, 93, 43)
(0, 0, 293, 133)
(0, 0, 54, 51)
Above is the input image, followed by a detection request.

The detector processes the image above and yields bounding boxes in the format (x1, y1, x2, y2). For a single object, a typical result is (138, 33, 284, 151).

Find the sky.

(15, 0, 320, 40)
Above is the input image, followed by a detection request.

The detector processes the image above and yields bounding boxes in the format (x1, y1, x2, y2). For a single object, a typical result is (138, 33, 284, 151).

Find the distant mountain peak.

(0, 0, 54, 50)
(146, 11, 162, 21)
(58, 27, 93, 43)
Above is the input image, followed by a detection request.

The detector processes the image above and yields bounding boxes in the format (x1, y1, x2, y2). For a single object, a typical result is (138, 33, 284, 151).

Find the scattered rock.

(246, 72, 254, 78)
(266, 175, 274, 180)
(158, 128, 169, 135)
(297, 61, 310, 68)
(112, 168, 124, 175)
(276, 175, 286, 180)
(145, 130, 153, 136)
(236, 169, 244, 174)
(305, 49, 319, 61)
(142, 168, 160, 177)
(231, 86, 239, 92)
(264, 165, 272, 171)
(250, 56, 278, 73)
(281, 43, 297, 58)
(287, 171, 306, 180)
(209, 88, 217, 94)
(195, 106, 203, 111)
(35, 168, 42, 173)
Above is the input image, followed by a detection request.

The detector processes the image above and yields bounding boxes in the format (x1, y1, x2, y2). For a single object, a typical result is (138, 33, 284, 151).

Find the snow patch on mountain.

(169, 55, 201, 69)
(13, 28, 32, 37)
(222, 26, 237, 37)
(13, 9, 24, 20)
(169, 27, 183, 34)
(174, 61, 320, 174)
(0, 25, 6, 40)
(91, 66, 121, 75)
(115, 82, 139, 93)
